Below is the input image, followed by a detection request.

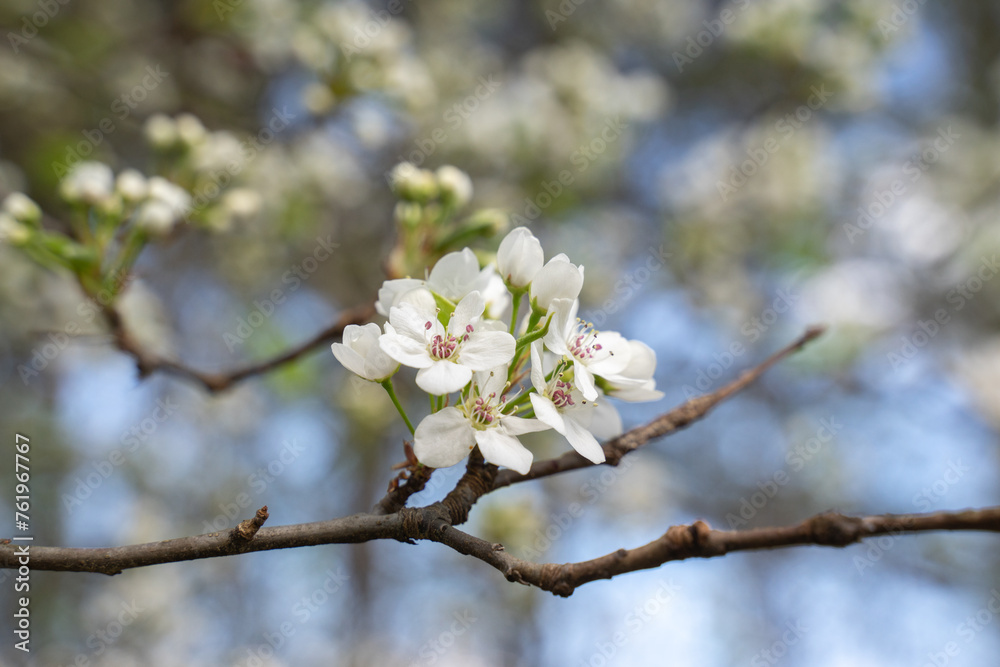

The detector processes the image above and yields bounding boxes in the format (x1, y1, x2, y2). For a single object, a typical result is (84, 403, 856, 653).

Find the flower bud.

(496, 226, 543, 288)
(116, 169, 148, 202)
(0, 212, 31, 245)
(435, 165, 473, 208)
(144, 114, 178, 149)
(2, 193, 41, 225)
(390, 162, 438, 202)
(60, 162, 115, 207)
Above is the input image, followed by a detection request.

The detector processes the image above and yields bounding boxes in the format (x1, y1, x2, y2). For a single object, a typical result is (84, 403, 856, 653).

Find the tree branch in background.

(103, 302, 375, 392)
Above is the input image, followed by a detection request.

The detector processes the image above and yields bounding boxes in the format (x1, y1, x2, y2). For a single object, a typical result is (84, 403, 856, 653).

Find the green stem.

(508, 291, 522, 335)
(104, 227, 147, 295)
(507, 286, 527, 335)
(513, 313, 551, 361)
(381, 378, 415, 434)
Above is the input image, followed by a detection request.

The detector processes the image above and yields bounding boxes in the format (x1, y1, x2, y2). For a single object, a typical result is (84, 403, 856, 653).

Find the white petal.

(529, 341, 546, 392)
(500, 414, 550, 436)
(476, 367, 509, 397)
(379, 331, 432, 368)
(459, 330, 516, 370)
(586, 330, 632, 376)
(530, 256, 584, 311)
(375, 278, 423, 316)
(589, 399, 624, 440)
(475, 428, 533, 474)
(497, 226, 544, 288)
(480, 272, 512, 320)
(416, 360, 473, 395)
(542, 298, 578, 355)
(427, 248, 480, 300)
(388, 301, 434, 343)
(573, 361, 598, 402)
(621, 340, 658, 380)
(529, 393, 566, 434)
(364, 349, 399, 381)
(451, 290, 486, 334)
(561, 415, 606, 464)
(331, 342, 368, 378)
(608, 381, 664, 402)
(413, 408, 476, 469)
(397, 286, 439, 315)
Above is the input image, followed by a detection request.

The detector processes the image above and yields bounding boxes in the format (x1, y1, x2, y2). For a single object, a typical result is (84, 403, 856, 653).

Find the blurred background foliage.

(2, 0, 1000, 665)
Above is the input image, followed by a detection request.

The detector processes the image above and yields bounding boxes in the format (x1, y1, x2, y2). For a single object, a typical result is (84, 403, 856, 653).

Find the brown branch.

(435, 448, 498, 526)
(493, 325, 826, 491)
(6, 500, 1000, 593)
(426, 507, 1000, 597)
(372, 462, 433, 516)
(104, 303, 374, 392)
(0, 511, 406, 575)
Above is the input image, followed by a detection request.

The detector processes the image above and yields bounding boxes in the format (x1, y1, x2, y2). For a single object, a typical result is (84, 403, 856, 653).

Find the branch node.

(538, 563, 574, 597)
(231, 506, 269, 543)
(398, 507, 426, 538)
(809, 512, 864, 547)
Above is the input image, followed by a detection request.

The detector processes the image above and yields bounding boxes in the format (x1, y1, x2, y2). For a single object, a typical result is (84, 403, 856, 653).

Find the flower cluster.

(333, 224, 663, 475)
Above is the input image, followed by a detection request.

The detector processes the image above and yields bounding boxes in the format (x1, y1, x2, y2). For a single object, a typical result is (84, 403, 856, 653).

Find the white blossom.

(331, 323, 400, 381)
(543, 298, 631, 401)
(379, 288, 515, 395)
(2, 193, 40, 224)
(497, 226, 544, 289)
(602, 340, 665, 402)
(435, 165, 473, 208)
(413, 368, 547, 473)
(527, 342, 614, 464)
(529, 253, 584, 311)
(60, 162, 115, 206)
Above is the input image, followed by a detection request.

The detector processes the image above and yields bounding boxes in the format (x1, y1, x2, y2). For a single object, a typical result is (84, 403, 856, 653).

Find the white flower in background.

(374, 248, 498, 316)
(497, 226, 544, 289)
(2, 193, 41, 224)
(390, 161, 437, 201)
(331, 323, 400, 382)
(544, 298, 631, 401)
(175, 113, 208, 147)
(527, 342, 611, 464)
(529, 254, 584, 311)
(224, 188, 263, 217)
(144, 114, 177, 149)
(115, 169, 148, 202)
(0, 213, 30, 245)
(192, 131, 244, 173)
(379, 288, 515, 394)
(480, 272, 511, 320)
(435, 165, 473, 208)
(135, 201, 176, 234)
(136, 177, 191, 234)
(60, 162, 115, 206)
(413, 368, 548, 473)
(602, 340, 664, 402)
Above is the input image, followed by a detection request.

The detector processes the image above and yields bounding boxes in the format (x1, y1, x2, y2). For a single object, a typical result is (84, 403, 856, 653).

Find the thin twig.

(492, 325, 826, 491)
(104, 303, 374, 392)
